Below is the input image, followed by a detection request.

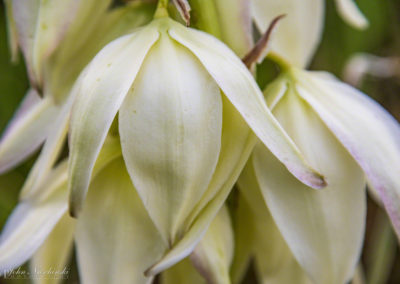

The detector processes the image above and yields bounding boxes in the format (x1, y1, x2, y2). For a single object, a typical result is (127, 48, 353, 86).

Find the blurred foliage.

(0, 2, 29, 231)
(0, 0, 399, 283)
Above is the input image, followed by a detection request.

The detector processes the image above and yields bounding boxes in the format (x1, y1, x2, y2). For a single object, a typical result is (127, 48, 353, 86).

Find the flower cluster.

(0, 0, 398, 283)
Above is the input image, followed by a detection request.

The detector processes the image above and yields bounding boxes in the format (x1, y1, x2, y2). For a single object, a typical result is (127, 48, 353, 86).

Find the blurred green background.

(0, 0, 399, 283)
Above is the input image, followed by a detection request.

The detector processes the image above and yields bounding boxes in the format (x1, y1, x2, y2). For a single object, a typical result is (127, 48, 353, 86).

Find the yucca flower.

(67, 8, 326, 274)
(0, 0, 154, 185)
(0, 136, 165, 283)
(0, 133, 233, 283)
(234, 0, 399, 283)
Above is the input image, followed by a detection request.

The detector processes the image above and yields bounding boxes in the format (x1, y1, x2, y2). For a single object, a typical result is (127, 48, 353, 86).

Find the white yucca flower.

(67, 15, 326, 275)
(0, 0, 153, 180)
(241, 67, 400, 284)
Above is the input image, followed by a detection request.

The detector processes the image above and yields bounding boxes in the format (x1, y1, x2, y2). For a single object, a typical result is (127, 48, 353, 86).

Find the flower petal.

(119, 33, 222, 242)
(169, 24, 326, 189)
(0, 162, 68, 273)
(0, 90, 59, 174)
(47, 1, 154, 102)
(214, 0, 253, 57)
(237, 168, 311, 284)
(161, 258, 205, 284)
(334, 0, 369, 29)
(12, 0, 80, 86)
(30, 213, 75, 284)
(190, 206, 233, 284)
(68, 28, 159, 217)
(20, 98, 71, 200)
(75, 158, 166, 284)
(252, 89, 366, 283)
(145, 99, 257, 276)
(230, 194, 256, 284)
(251, 0, 324, 67)
(295, 71, 400, 240)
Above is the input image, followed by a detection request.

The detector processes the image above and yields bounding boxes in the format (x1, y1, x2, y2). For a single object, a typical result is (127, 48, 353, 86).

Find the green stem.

(154, 0, 169, 19)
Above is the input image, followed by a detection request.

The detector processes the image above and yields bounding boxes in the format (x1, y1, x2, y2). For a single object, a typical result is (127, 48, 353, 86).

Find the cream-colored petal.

(11, 0, 80, 85)
(30, 213, 75, 284)
(169, 23, 325, 189)
(295, 70, 400, 241)
(230, 194, 255, 284)
(0, 162, 68, 273)
(20, 97, 71, 200)
(145, 98, 257, 276)
(251, 0, 324, 67)
(191, 206, 233, 284)
(252, 89, 366, 284)
(68, 28, 159, 217)
(214, 0, 253, 57)
(334, 0, 369, 29)
(161, 258, 205, 284)
(47, 1, 154, 102)
(75, 158, 166, 284)
(0, 90, 58, 174)
(119, 33, 222, 242)
(237, 163, 312, 284)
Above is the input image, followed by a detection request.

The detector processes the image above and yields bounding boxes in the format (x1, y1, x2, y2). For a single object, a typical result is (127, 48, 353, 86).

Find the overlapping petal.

(169, 22, 326, 190)
(11, 0, 79, 86)
(190, 206, 233, 284)
(75, 158, 166, 284)
(0, 162, 68, 273)
(252, 82, 366, 283)
(0, 89, 59, 174)
(161, 259, 205, 284)
(68, 28, 159, 217)
(20, 97, 71, 200)
(30, 213, 75, 284)
(294, 70, 400, 240)
(213, 0, 253, 57)
(236, 174, 311, 284)
(145, 97, 256, 276)
(119, 32, 222, 242)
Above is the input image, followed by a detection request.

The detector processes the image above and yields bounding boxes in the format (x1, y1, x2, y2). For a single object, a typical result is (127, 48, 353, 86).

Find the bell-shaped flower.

(243, 66, 400, 283)
(68, 16, 326, 274)
(250, 0, 368, 68)
(0, 3, 155, 200)
(0, 136, 170, 284)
